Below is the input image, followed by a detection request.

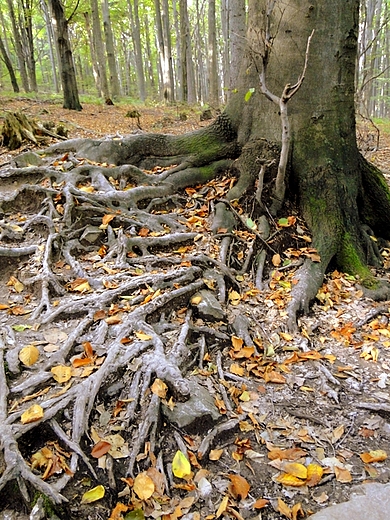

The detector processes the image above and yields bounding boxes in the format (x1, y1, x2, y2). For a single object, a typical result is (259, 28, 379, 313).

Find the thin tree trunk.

(229, 0, 246, 92)
(41, 0, 59, 93)
(102, 0, 120, 98)
(91, 0, 110, 99)
(21, 0, 38, 91)
(208, 0, 219, 105)
(0, 35, 19, 92)
(6, 0, 30, 92)
(84, 12, 101, 97)
(127, 0, 146, 102)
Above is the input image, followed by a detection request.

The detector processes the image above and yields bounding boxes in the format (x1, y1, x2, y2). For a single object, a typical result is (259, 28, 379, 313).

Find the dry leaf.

(21, 404, 44, 424)
(135, 331, 153, 341)
(19, 345, 39, 366)
(191, 295, 202, 305)
(272, 254, 281, 267)
(102, 214, 115, 225)
(360, 449, 387, 463)
(306, 463, 324, 487)
(216, 495, 229, 518)
(276, 472, 307, 487)
(151, 378, 168, 398)
(229, 474, 250, 499)
(209, 449, 224, 461)
(51, 365, 72, 383)
(281, 462, 307, 480)
(334, 466, 352, 483)
(230, 363, 245, 376)
(91, 440, 112, 458)
(253, 498, 269, 509)
(133, 472, 155, 500)
(277, 497, 292, 518)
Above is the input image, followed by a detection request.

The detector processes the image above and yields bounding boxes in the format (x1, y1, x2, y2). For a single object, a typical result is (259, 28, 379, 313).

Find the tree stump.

(1, 111, 39, 150)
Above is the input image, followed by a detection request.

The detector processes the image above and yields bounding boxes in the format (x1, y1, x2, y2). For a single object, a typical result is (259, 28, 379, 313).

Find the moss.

(31, 492, 57, 517)
(337, 232, 377, 288)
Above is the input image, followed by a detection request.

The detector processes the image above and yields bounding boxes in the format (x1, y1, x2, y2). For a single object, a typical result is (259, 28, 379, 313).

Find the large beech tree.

(2, 0, 390, 507)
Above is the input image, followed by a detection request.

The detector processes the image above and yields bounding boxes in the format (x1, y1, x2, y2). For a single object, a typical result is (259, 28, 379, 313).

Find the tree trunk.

(127, 0, 146, 102)
(90, 0, 110, 99)
(49, 0, 82, 111)
(102, 0, 120, 98)
(208, 0, 219, 106)
(6, 0, 30, 92)
(0, 35, 19, 92)
(228, 0, 246, 93)
(224, 0, 390, 324)
(41, 0, 59, 93)
(20, 0, 38, 92)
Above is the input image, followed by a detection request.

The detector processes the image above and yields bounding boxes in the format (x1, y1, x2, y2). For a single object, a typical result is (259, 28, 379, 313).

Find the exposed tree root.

(1, 116, 390, 507)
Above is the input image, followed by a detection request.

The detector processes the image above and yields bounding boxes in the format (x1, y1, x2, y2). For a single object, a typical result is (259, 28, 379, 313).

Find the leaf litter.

(0, 101, 390, 519)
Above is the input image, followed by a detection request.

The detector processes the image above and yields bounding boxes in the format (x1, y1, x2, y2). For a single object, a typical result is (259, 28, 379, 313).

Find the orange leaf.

(91, 440, 112, 458)
(253, 498, 269, 509)
(360, 449, 387, 463)
(108, 503, 129, 520)
(229, 474, 250, 499)
(133, 472, 155, 500)
(102, 214, 115, 225)
(264, 370, 286, 384)
(151, 378, 168, 398)
(277, 497, 292, 518)
(83, 341, 94, 358)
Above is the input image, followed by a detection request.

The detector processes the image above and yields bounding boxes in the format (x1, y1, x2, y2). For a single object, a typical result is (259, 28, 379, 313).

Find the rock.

(80, 225, 103, 243)
(309, 483, 390, 520)
(14, 151, 43, 168)
(161, 379, 220, 430)
(190, 289, 225, 320)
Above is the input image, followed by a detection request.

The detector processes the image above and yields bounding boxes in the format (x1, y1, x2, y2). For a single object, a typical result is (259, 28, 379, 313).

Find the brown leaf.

(91, 440, 112, 458)
(133, 472, 155, 500)
(229, 474, 250, 499)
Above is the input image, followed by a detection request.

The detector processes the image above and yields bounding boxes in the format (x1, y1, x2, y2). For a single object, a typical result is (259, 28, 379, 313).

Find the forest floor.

(1, 97, 390, 520)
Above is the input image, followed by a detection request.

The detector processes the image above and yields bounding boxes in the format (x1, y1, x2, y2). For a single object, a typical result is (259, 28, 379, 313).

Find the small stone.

(14, 151, 43, 168)
(161, 379, 220, 430)
(191, 289, 225, 320)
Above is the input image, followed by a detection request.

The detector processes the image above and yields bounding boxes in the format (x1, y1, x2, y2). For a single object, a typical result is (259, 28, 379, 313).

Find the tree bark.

(208, 0, 219, 105)
(102, 0, 121, 98)
(6, 0, 30, 92)
(90, 0, 110, 99)
(0, 35, 19, 92)
(49, 0, 82, 111)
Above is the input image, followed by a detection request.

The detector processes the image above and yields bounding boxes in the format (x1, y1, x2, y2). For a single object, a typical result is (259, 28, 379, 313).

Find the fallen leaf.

(172, 450, 191, 479)
(51, 365, 72, 383)
(151, 378, 168, 398)
(209, 449, 224, 461)
(216, 495, 229, 518)
(21, 404, 44, 424)
(81, 485, 105, 504)
(306, 463, 324, 487)
(360, 449, 387, 463)
(91, 440, 112, 458)
(229, 474, 250, 499)
(133, 472, 155, 500)
(253, 498, 269, 509)
(135, 331, 153, 341)
(19, 345, 39, 366)
(334, 466, 352, 483)
(281, 462, 307, 480)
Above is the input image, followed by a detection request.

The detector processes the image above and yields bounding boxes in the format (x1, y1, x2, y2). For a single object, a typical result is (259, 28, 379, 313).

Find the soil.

(1, 98, 390, 520)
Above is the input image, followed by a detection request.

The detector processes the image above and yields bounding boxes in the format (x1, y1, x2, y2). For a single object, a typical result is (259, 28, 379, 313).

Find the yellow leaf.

(79, 185, 95, 193)
(51, 365, 72, 383)
(19, 345, 40, 366)
(306, 463, 324, 487)
(133, 472, 155, 500)
(73, 281, 91, 293)
(239, 390, 250, 402)
(81, 485, 105, 504)
(276, 472, 307, 487)
(135, 331, 153, 341)
(230, 363, 245, 376)
(279, 332, 293, 341)
(281, 462, 307, 480)
(191, 295, 202, 305)
(272, 254, 281, 267)
(216, 495, 229, 518)
(172, 450, 191, 479)
(14, 280, 24, 293)
(228, 290, 241, 304)
(21, 404, 44, 424)
(151, 378, 168, 398)
(277, 497, 292, 518)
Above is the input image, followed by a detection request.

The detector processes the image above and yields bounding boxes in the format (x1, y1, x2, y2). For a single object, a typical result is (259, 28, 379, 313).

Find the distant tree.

(49, 0, 82, 110)
(0, 34, 19, 92)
